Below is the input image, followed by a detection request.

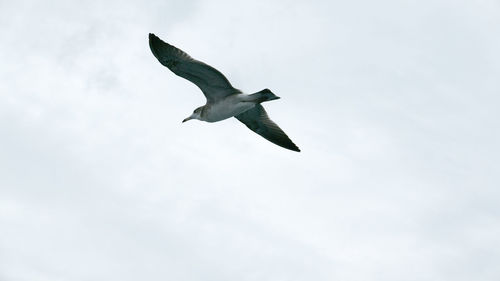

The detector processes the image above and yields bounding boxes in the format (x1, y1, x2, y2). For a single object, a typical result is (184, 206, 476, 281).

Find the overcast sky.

(1, 0, 499, 280)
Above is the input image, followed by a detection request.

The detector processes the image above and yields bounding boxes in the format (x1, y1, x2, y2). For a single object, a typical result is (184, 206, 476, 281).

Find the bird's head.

(182, 107, 203, 123)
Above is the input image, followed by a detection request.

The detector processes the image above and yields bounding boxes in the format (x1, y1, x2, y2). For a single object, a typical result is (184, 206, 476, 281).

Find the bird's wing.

(149, 33, 239, 103)
(235, 105, 300, 152)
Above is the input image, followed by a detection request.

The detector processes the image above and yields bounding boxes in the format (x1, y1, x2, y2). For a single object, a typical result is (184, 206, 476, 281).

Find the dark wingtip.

(148, 33, 164, 60)
(149, 33, 165, 45)
(281, 140, 300, 152)
(149, 33, 160, 43)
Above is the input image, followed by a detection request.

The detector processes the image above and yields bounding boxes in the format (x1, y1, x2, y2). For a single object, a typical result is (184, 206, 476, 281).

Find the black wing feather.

(149, 33, 238, 102)
(235, 105, 300, 152)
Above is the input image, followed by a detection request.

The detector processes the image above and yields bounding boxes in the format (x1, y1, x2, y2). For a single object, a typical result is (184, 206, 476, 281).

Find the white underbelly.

(203, 95, 255, 122)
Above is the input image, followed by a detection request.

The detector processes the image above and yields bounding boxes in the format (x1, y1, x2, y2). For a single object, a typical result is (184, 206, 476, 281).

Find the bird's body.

(201, 91, 280, 122)
(201, 94, 255, 122)
(149, 33, 300, 152)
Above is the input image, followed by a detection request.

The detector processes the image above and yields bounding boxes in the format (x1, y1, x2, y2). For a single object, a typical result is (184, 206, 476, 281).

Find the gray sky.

(1, 0, 499, 280)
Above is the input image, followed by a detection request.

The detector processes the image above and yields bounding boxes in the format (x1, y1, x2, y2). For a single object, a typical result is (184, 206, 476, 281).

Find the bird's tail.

(247, 89, 280, 103)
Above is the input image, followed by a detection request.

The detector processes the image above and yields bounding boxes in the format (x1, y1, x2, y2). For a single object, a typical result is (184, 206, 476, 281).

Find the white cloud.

(1, 0, 499, 280)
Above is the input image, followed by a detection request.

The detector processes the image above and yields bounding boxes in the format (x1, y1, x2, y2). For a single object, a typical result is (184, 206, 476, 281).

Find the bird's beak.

(182, 116, 192, 123)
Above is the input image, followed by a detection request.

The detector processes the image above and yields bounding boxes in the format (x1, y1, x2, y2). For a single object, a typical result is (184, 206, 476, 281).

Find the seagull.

(149, 33, 300, 152)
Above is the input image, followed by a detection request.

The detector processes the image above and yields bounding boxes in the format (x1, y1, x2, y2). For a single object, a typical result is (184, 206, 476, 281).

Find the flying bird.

(148, 33, 300, 152)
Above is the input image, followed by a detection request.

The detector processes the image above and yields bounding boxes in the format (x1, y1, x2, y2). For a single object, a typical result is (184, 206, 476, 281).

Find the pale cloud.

(1, 0, 499, 280)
